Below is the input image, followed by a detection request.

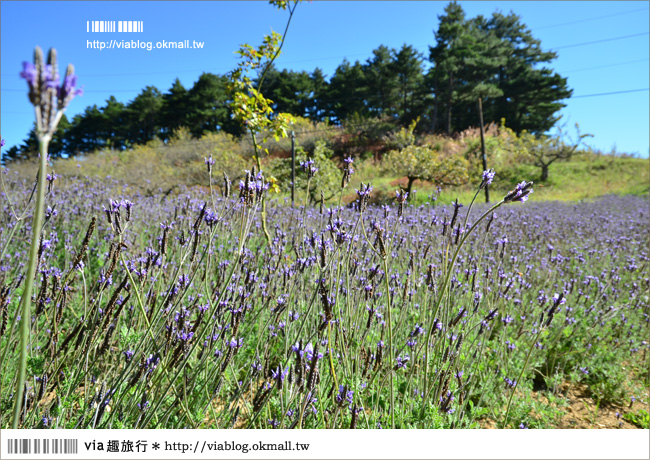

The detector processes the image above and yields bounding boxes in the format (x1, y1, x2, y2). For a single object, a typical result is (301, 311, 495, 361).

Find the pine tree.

(160, 78, 190, 141)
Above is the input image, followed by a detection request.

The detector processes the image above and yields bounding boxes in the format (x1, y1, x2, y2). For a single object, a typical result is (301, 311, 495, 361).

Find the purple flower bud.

(58, 72, 83, 103)
(482, 169, 496, 185)
(20, 62, 37, 87)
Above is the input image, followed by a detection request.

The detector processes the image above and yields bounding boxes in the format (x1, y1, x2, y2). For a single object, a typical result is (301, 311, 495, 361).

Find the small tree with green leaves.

(384, 140, 469, 199)
(228, 0, 301, 244)
(520, 122, 592, 182)
(268, 140, 341, 203)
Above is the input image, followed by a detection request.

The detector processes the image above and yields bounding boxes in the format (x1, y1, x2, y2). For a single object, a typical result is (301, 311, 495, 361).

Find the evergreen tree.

(186, 73, 237, 137)
(429, 1, 468, 135)
(478, 11, 572, 133)
(159, 78, 190, 141)
(101, 96, 127, 150)
(66, 105, 106, 153)
(259, 65, 315, 117)
(364, 45, 399, 119)
(307, 67, 328, 122)
(392, 44, 429, 126)
(125, 86, 163, 144)
(429, 2, 572, 135)
(324, 59, 369, 122)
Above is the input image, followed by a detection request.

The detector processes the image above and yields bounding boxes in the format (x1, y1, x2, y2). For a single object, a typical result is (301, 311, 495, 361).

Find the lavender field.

(1, 166, 648, 429)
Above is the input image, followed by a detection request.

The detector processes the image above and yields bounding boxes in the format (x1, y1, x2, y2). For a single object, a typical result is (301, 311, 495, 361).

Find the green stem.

(419, 200, 504, 421)
(250, 133, 272, 246)
(382, 256, 395, 429)
(12, 133, 50, 428)
(503, 327, 544, 428)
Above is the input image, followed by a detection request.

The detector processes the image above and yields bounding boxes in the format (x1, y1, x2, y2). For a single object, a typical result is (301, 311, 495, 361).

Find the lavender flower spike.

(482, 169, 495, 186)
(20, 62, 38, 88)
(503, 180, 534, 203)
(57, 64, 83, 109)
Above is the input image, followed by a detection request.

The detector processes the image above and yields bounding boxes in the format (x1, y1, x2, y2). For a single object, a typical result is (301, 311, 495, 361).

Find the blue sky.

(1, 1, 649, 157)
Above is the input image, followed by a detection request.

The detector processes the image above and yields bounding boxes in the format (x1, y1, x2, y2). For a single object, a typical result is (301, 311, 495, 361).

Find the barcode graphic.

(7, 439, 78, 455)
(87, 20, 143, 32)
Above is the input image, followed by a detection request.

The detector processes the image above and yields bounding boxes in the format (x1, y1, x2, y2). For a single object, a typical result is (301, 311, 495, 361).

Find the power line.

(532, 6, 650, 30)
(4, 25, 648, 81)
(571, 88, 649, 99)
(563, 58, 649, 74)
(4, 51, 649, 98)
(551, 32, 649, 50)
(1, 88, 141, 94)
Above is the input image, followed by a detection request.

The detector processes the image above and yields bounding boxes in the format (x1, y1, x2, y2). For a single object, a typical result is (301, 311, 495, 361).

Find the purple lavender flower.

(300, 158, 318, 178)
(57, 71, 83, 105)
(137, 401, 150, 411)
(251, 361, 262, 373)
(482, 169, 496, 185)
(20, 62, 37, 87)
(271, 366, 289, 382)
(504, 181, 534, 203)
(552, 293, 566, 306)
(342, 156, 355, 187)
(396, 190, 408, 201)
(410, 324, 425, 337)
(396, 355, 409, 370)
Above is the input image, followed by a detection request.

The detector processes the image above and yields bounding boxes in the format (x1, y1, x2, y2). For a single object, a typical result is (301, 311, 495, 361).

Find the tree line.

(4, 2, 572, 162)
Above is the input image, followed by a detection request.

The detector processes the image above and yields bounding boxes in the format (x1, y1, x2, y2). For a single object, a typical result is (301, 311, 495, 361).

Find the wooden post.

(478, 96, 489, 203)
(291, 130, 296, 206)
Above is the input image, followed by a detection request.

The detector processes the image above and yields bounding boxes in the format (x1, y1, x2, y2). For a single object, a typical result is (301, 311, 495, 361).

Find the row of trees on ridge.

(4, 2, 572, 162)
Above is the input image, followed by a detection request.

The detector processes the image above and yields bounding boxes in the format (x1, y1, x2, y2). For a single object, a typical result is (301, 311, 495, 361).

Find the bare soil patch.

(480, 380, 648, 429)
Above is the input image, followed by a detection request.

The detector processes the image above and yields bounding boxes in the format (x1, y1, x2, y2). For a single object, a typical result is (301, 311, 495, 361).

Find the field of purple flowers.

(1, 163, 648, 429)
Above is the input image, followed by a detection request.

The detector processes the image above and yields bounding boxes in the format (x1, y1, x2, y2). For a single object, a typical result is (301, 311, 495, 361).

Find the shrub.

(266, 139, 342, 202)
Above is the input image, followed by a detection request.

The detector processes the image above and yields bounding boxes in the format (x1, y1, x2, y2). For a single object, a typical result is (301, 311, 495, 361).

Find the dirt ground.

(481, 381, 649, 429)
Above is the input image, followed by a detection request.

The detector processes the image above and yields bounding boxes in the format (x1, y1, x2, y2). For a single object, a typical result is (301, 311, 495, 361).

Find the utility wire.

(5, 53, 648, 95)
(562, 58, 649, 73)
(571, 88, 649, 99)
(3, 22, 649, 80)
(551, 32, 649, 50)
(531, 6, 649, 30)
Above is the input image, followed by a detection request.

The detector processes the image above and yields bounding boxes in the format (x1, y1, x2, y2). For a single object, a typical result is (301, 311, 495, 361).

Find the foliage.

(228, 31, 295, 141)
(428, 1, 572, 135)
(1, 167, 646, 430)
(383, 139, 469, 198)
(383, 117, 419, 151)
(267, 139, 341, 202)
(624, 409, 650, 429)
(50, 129, 248, 192)
(456, 120, 527, 186)
(518, 122, 593, 181)
(6, 1, 575, 162)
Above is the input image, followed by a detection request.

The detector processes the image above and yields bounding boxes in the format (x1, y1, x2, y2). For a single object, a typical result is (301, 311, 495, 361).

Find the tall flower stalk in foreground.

(12, 47, 81, 428)
(229, 1, 300, 245)
(419, 174, 533, 422)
